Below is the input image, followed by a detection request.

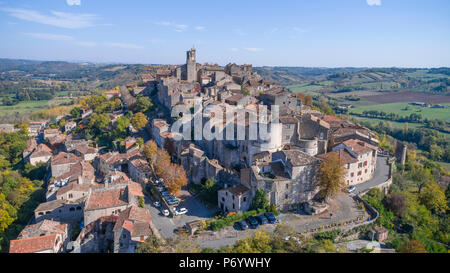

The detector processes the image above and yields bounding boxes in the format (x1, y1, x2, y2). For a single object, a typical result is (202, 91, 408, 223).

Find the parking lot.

(145, 185, 217, 239)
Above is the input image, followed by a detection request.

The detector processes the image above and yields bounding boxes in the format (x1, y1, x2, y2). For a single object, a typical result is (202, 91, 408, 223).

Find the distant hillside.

(254, 66, 450, 95)
(253, 67, 365, 85)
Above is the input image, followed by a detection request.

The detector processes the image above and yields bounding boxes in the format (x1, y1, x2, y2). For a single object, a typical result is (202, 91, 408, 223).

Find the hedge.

(210, 208, 266, 231)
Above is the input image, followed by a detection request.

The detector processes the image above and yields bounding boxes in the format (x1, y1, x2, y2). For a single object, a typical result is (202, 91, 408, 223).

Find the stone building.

(113, 205, 154, 253)
(44, 128, 60, 139)
(248, 149, 321, 211)
(325, 139, 378, 186)
(128, 157, 152, 183)
(65, 121, 77, 133)
(29, 143, 52, 166)
(50, 152, 82, 178)
(55, 183, 91, 202)
(83, 182, 144, 226)
(34, 199, 84, 223)
(218, 184, 251, 213)
(73, 145, 98, 161)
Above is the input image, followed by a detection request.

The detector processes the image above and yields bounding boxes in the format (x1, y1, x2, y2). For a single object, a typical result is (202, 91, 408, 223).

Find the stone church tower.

(186, 48, 196, 82)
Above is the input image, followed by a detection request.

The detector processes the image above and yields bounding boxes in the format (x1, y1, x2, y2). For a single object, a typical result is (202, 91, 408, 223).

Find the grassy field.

(287, 84, 325, 95)
(349, 102, 450, 122)
(0, 98, 72, 117)
(351, 115, 421, 129)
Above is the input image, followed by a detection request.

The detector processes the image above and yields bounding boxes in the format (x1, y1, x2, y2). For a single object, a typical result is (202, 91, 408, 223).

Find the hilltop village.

(7, 49, 390, 253)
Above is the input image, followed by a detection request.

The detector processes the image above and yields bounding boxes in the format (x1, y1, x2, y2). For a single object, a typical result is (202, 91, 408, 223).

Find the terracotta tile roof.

(128, 182, 144, 197)
(129, 158, 151, 173)
(44, 128, 59, 135)
(342, 139, 376, 155)
(48, 134, 67, 146)
(74, 144, 97, 155)
(280, 149, 320, 166)
(105, 90, 121, 95)
(56, 182, 91, 198)
(224, 184, 250, 196)
(9, 234, 60, 253)
(51, 152, 81, 166)
(30, 144, 52, 158)
(317, 150, 358, 164)
(152, 119, 169, 129)
(279, 115, 298, 124)
(225, 93, 245, 103)
(323, 115, 343, 123)
(85, 188, 128, 211)
(105, 171, 131, 184)
(113, 206, 152, 237)
(35, 199, 67, 212)
(18, 220, 67, 239)
(24, 139, 38, 153)
(54, 161, 95, 183)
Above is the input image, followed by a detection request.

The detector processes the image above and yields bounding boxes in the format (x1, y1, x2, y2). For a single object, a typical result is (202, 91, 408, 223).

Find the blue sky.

(0, 0, 449, 67)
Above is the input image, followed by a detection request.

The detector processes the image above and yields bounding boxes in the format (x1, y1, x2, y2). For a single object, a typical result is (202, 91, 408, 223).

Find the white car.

(153, 201, 161, 207)
(174, 208, 188, 216)
(162, 209, 170, 217)
(348, 186, 356, 193)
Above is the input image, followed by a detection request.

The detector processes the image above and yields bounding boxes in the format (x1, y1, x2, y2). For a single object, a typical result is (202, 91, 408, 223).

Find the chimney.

(224, 183, 228, 189)
(77, 175, 83, 185)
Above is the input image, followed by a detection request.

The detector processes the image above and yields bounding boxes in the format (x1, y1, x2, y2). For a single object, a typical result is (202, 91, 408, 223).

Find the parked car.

(153, 201, 161, 207)
(167, 199, 180, 205)
(236, 220, 249, 230)
(174, 207, 188, 215)
(264, 212, 277, 224)
(164, 194, 175, 200)
(256, 214, 269, 225)
(162, 209, 170, 217)
(167, 196, 181, 202)
(348, 186, 356, 193)
(246, 216, 259, 229)
(161, 191, 171, 197)
(157, 186, 165, 192)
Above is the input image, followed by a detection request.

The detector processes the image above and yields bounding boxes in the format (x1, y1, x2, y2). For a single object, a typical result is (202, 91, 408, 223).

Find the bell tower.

(186, 48, 196, 82)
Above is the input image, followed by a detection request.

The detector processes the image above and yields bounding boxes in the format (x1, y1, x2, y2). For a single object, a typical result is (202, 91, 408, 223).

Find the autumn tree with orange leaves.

(318, 152, 346, 202)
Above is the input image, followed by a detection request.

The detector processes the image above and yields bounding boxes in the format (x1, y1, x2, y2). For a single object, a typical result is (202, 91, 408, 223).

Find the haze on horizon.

(0, 0, 449, 68)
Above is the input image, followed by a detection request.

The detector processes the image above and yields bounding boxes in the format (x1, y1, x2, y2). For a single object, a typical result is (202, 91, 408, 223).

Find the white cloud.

(292, 27, 308, 33)
(366, 0, 381, 6)
(24, 32, 74, 41)
(195, 26, 205, 31)
(105, 43, 144, 49)
(229, 48, 238, 52)
(66, 0, 81, 6)
(243, 47, 263, 52)
(0, 8, 98, 29)
(156, 21, 188, 32)
(75, 41, 97, 47)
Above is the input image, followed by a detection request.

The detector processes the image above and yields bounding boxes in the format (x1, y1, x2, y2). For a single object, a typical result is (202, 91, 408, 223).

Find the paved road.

(354, 155, 391, 194)
(200, 193, 365, 249)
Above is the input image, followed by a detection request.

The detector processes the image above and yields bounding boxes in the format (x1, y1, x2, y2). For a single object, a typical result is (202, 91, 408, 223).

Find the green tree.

(251, 189, 268, 210)
(136, 95, 154, 113)
(88, 113, 110, 130)
(419, 184, 448, 214)
(131, 112, 148, 130)
(70, 107, 81, 119)
(135, 137, 144, 147)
